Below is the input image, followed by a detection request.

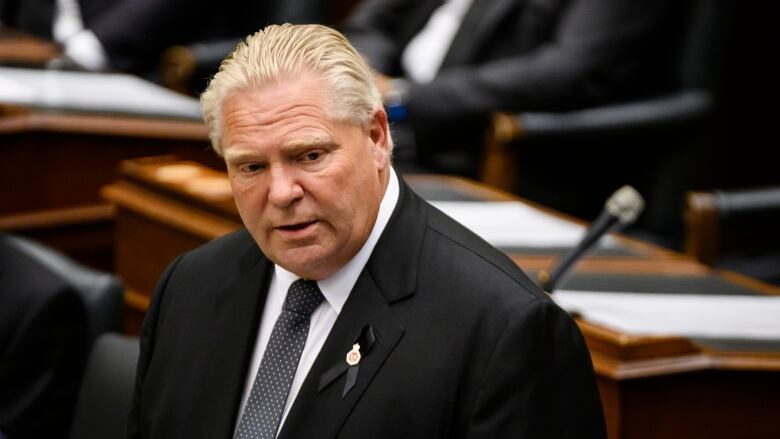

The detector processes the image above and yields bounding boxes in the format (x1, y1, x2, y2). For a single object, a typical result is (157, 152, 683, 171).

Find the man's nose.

(267, 166, 304, 207)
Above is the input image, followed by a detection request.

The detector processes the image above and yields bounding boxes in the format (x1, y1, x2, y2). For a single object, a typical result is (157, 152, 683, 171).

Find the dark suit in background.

(81, 0, 326, 74)
(345, 0, 689, 174)
(0, 0, 54, 38)
(344, 0, 693, 247)
(0, 236, 88, 438)
(128, 178, 605, 438)
(0, 0, 327, 74)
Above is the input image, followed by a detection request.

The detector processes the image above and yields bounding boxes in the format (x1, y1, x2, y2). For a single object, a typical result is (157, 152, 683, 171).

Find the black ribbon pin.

(342, 324, 376, 397)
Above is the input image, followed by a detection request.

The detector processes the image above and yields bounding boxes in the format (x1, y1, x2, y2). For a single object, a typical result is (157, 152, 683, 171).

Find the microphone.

(539, 185, 645, 293)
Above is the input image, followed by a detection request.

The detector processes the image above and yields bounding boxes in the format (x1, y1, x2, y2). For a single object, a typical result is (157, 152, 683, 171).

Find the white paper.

(0, 66, 202, 119)
(0, 74, 37, 101)
(430, 201, 615, 248)
(554, 290, 780, 340)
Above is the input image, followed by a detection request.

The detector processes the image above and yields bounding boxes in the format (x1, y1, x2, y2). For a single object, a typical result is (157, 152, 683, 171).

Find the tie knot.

(285, 279, 324, 316)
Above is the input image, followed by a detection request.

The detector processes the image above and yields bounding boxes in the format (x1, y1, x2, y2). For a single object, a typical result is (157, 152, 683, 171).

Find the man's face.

(221, 72, 391, 280)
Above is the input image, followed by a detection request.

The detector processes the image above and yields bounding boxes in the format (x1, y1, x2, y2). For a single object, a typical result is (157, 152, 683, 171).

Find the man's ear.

(368, 108, 391, 169)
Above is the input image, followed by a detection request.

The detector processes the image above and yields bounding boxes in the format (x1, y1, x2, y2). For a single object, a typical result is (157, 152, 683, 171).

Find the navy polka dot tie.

(235, 279, 324, 439)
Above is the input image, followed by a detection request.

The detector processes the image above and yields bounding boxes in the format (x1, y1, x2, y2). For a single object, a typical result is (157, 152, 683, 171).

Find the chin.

(273, 242, 352, 279)
(283, 263, 331, 281)
(276, 252, 334, 280)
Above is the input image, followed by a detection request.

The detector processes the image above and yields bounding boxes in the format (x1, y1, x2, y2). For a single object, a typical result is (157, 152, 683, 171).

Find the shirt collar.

(274, 167, 400, 314)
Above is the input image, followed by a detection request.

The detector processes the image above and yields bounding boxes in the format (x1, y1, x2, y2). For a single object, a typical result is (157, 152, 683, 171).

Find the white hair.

(201, 23, 388, 156)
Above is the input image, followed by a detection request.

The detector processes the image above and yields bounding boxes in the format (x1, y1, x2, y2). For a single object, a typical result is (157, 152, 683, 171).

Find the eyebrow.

(280, 135, 336, 151)
(223, 151, 262, 165)
(224, 136, 337, 164)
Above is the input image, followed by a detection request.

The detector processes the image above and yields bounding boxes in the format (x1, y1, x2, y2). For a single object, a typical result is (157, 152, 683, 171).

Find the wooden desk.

(0, 103, 217, 269)
(0, 27, 60, 67)
(103, 156, 780, 439)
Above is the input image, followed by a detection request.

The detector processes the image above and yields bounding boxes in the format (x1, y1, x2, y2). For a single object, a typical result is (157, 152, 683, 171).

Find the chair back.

(69, 333, 139, 439)
(3, 234, 123, 346)
(685, 186, 780, 285)
(481, 0, 731, 247)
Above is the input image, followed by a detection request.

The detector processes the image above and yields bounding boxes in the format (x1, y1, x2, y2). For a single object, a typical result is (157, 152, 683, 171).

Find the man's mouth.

(277, 220, 317, 232)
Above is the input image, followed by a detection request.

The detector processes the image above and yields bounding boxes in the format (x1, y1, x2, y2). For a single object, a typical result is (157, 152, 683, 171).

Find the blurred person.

(127, 24, 605, 438)
(343, 0, 690, 176)
(0, 0, 326, 76)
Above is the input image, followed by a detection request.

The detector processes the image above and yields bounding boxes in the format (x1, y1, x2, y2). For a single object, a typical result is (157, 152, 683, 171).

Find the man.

(128, 24, 605, 438)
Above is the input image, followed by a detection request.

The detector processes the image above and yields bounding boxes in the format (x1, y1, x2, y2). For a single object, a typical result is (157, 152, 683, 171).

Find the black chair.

(3, 234, 124, 347)
(0, 233, 124, 437)
(684, 186, 780, 287)
(69, 333, 139, 439)
(481, 0, 728, 248)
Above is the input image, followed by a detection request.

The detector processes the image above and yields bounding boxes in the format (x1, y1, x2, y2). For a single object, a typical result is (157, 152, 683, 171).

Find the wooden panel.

(102, 156, 243, 331)
(479, 111, 522, 192)
(684, 191, 720, 265)
(0, 204, 115, 270)
(618, 370, 780, 438)
(107, 183, 240, 295)
(115, 209, 224, 335)
(0, 103, 220, 268)
(0, 27, 60, 66)
(0, 107, 216, 216)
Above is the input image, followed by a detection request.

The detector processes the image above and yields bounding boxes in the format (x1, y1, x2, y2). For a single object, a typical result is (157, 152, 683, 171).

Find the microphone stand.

(539, 209, 615, 293)
(538, 185, 645, 294)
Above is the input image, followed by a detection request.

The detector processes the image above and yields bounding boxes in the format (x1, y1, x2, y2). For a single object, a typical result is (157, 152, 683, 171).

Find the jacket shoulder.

(155, 228, 262, 300)
(423, 203, 548, 304)
(176, 228, 257, 270)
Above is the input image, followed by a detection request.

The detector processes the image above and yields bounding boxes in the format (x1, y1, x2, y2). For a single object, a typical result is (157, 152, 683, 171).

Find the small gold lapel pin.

(346, 343, 361, 366)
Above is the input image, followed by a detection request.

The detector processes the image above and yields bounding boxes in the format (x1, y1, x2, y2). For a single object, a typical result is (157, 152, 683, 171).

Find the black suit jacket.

(0, 236, 87, 438)
(344, 0, 688, 172)
(128, 178, 605, 438)
(0, 0, 54, 38)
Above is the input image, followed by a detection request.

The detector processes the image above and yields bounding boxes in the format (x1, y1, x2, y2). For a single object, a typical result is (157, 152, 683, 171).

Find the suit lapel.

(198, 238, 274, 437)
(277, 177, 428, 438)
(279, 270, 406, 439)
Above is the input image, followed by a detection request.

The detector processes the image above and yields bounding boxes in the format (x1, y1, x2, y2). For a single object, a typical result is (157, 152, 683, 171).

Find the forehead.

(221, 73, 335, 157)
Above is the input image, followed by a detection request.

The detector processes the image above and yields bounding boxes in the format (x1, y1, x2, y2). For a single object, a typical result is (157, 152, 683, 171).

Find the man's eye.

(305, 151, 322, 161)
(241, 163, 264, 173)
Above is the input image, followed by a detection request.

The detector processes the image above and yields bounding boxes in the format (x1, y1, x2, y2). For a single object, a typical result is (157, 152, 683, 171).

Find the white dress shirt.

(235, 168, 400, 435)
(401, 0, 475, 84)
(53, 0, 108, 70)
